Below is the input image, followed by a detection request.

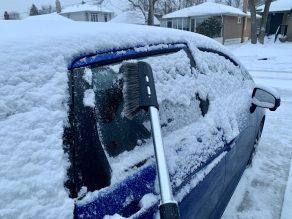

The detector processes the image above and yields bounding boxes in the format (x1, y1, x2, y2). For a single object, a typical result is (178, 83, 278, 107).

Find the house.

(257, 0, 292, 41)
(161, 2, 259, 44)
(109, 10, 160, 26)
(60, 4, 114, 22)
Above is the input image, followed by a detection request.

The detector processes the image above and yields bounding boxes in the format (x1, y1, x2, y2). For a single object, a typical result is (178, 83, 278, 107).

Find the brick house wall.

(223, 15, 244, 43)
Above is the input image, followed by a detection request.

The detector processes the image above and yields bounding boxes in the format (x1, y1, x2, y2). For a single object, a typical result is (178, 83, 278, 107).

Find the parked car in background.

(0, 21, 280, 219)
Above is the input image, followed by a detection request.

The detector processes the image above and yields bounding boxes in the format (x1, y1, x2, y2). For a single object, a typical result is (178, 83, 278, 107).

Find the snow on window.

(83, 89, 95, 108)
(78, 46, 254, 205)
(0, 19, 252, 218)
(83, 67, 93, 85)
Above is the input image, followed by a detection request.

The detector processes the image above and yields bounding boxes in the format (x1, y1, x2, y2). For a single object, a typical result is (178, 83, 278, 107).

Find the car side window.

(194, 49, 254, 134)
(93, 66, 151, 157)
(88, 49, 200, 159)
(70, 47, 251, 193)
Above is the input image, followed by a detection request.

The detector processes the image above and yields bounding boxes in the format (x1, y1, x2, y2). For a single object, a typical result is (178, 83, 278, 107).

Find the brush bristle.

(122, 63, 141, 120)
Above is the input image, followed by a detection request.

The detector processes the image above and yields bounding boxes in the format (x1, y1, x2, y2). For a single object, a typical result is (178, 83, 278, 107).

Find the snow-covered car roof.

(0, 20, 239, 218)
(163, 2, 248, 19)
(257, 0, 292, 13)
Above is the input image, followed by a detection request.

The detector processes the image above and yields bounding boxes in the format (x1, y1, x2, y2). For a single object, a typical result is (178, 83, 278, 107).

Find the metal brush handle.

(149, 107, 180, 219)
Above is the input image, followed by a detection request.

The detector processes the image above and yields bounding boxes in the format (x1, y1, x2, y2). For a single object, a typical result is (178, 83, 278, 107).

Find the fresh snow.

(0, 20, 242, 219)
(257, 0, 292, 12)
(2, 18, 290, 219)
(163, 2, 247, 19)
(281, 161, 292, 219)
(222, 39, 292, 219)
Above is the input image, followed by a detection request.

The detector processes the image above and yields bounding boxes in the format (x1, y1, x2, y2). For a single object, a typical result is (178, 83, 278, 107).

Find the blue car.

(1, 21, 281, 218)
(62, 25, 280, 219)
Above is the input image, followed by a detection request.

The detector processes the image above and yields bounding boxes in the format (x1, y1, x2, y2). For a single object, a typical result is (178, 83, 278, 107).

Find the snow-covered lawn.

(222, 39, 292, 219)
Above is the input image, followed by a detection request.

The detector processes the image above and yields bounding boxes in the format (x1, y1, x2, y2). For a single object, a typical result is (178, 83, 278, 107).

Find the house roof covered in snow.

(163, 2, 248, 19)
(110, 10, 160, 25)
(61, 3, 113, 13)
(257, 0, 292, 12)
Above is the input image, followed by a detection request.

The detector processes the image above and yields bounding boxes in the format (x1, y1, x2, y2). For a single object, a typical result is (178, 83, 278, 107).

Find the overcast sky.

(0, 0, 81, 18)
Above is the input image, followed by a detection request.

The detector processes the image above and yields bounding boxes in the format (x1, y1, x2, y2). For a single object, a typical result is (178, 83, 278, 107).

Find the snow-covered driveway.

(222, 41, 292, 219)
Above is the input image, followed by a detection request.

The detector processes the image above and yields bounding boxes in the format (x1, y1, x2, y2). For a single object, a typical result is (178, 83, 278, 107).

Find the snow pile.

(0, 20, 245, 218)
(228, 38, 292, 72)
(163, 2, 247, 19)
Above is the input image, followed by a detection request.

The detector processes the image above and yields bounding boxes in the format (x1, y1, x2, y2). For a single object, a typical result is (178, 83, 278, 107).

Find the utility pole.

(241, 0, 248, 43)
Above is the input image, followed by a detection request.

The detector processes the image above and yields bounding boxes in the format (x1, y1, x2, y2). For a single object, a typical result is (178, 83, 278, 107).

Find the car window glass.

(90, 50, 201, 158)
(194, 50, 254, 132)
(76, 48, 254, 188)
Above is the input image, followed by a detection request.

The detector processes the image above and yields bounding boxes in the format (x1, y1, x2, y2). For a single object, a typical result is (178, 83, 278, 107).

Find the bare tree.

(224, 0, 232, 6)
(29, 4, 39, 16)
(128, 0, 159, 25)
(156, 0, 206, 15)
(233, 0, 242, 8)
(248, 0, 257, 44)
(214, 0, 242, 8)
(39, 5, 53, 15)
(258, 0, 272, 44)
(56, 0, 62, 13)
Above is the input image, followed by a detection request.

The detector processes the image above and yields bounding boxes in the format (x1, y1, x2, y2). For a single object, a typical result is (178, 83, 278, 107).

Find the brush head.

(122, 63, 141, 120)
(122, 61, 158, 120)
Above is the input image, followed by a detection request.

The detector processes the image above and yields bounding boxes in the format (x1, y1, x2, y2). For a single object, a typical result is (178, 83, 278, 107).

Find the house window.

(237, 17, 242, 24)
(91, 13, 98, 22)
(167, 20, 172, 28)
(104, 15, 108, 22)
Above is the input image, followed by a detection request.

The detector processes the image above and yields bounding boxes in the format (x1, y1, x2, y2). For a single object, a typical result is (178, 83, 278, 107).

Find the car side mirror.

(250, 85, 280, 112)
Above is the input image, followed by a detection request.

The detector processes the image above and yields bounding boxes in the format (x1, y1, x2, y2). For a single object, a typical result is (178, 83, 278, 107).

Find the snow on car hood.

(0, 20, 245, 218)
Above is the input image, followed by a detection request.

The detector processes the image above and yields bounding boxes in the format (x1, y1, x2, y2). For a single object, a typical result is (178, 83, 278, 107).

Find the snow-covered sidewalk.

(222, 40, 292, 219)
(281, 160, 292, 219)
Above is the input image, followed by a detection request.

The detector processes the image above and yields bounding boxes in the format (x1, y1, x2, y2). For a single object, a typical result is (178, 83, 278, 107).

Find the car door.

(192, 48, 257, 217)
(66, 43, 229, 218)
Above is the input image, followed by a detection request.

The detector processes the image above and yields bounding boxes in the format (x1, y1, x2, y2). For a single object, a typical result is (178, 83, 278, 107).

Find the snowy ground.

(222, 39, 292, 219)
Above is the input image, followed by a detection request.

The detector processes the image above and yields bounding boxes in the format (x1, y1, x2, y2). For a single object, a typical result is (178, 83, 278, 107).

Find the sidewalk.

(280, 160, 292, 219)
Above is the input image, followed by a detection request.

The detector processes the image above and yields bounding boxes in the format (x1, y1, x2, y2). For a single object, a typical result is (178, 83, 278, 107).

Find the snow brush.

(122, 61, 180, 219)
